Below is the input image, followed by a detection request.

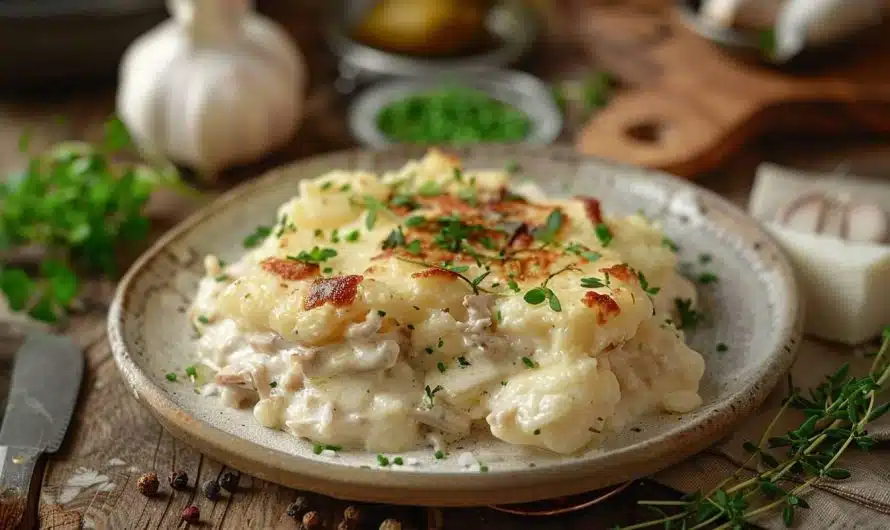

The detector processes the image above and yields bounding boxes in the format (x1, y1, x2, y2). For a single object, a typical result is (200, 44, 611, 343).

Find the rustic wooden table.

(1, 2, 889, 529)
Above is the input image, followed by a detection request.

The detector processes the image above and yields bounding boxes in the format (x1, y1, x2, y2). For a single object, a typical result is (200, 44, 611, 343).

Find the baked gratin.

(189, 150, 705, 455)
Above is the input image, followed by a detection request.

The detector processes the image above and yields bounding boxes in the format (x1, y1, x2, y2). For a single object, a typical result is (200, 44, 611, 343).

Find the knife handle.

(0, 445, 42, 530)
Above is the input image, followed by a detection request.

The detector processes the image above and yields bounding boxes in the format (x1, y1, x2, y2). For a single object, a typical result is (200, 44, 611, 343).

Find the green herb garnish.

(716, 342, 729, 353)
(424, 384, 443, 407)
(638, 271, 661, 296)
(243, 226, 272, 248)
(698, 272, 719, 285)
(595, 223, 613, 246)
(165, 373, 177, 382)
(457, 356, 471, 367)
(521, 357, 538, 369)
(674, 298, 704, 330)
(289, 247, 337, 264)
(534, 209, 563, 243)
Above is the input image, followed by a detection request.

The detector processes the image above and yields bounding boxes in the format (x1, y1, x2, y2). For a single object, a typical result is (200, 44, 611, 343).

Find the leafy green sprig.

(621, 328, 890, 530)
(0, 117, 187, 323)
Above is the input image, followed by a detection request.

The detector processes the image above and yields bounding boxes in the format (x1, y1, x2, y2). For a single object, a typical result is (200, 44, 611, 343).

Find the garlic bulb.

(116, 0, 306, 176)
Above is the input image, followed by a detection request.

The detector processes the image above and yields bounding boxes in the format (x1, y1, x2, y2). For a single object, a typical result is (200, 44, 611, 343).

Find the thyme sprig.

(621, 328, 890, 530)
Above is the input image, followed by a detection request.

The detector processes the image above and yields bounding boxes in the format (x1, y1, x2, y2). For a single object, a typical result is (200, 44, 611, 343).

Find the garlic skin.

(116, 0, 306, 176)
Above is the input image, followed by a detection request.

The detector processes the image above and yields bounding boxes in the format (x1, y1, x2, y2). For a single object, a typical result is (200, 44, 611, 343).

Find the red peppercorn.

(182, 505, 200, 523)
(136, 472, 159, 497)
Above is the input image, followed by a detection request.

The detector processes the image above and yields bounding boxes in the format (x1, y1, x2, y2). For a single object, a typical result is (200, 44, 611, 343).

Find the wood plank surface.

(1, 1, 889, 529)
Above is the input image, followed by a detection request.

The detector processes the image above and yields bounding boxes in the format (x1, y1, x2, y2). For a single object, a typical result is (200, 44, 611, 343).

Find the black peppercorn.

(202, 479, 222, 500)
(182, 505, 200, 523)
(302, 510, 323, 529)
(219, 471, 239, 492)
(136, 472, 159, 496)
(168, 470, 189, 490)
(287, 496, 311, 518)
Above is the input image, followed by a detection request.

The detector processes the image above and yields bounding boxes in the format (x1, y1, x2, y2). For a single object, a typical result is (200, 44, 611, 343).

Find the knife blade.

(0, 331, 83, 529)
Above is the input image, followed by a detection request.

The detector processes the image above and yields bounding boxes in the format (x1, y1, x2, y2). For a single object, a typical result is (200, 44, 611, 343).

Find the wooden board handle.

(575, 89, 760, 178)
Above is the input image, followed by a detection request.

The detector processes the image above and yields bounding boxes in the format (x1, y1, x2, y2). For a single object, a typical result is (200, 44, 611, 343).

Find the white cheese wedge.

(764, 222, 890, 344)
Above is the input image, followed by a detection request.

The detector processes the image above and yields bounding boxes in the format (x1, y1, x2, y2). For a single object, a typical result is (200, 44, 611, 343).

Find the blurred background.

(0, 0, 887, 186)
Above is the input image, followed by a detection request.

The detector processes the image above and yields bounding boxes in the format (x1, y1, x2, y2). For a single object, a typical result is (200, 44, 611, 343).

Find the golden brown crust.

(304, 275, 364, 310)
(261, 258, 320, 281)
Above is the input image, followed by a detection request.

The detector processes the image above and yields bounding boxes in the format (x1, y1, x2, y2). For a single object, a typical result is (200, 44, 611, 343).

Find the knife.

(0, 332, 83, 529)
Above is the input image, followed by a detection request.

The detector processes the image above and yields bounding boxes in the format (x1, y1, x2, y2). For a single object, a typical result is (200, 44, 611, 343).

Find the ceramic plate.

(109, 145, 802, 506)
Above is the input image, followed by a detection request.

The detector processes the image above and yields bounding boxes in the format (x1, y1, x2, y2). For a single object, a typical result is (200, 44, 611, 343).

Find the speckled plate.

(108, 145, 803, 506)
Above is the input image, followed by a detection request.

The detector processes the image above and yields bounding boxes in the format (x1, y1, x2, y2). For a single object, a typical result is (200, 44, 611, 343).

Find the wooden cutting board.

(569, 0, 890, 178)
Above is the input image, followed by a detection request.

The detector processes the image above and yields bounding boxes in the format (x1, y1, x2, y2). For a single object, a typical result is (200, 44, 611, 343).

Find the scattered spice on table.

(219, 470, 239, 492)
(376, 86, 531, 144)
(181, 505, 200, 523)
(302, 510, 323, 529)
(168, 470, 189, 490)
(136, 472, 159, 496)
(202, 479, 222, 500)
(288, 496, 311, 519)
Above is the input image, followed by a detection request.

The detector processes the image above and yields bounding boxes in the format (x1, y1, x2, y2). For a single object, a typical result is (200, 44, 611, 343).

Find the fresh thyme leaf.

(595, 223, 613, 246)
(320, 181, 333, 191)
(405, 240, 423, 255)
(471, 271, 491, 289)
(534, 209, 563, 243)
(437, 361, 446, 373)
(330, 228, 340, 244)
(566, 242, 601, 262)
(345, 229, 360, 242)
(548, 292, 562, 312)
(382, 226, 406, 250)
(580, 277, 605, 289)
(243, 225, 272, 248)
(524, 288, 547, 305)
(185, 365, 197, 379)
(447, 265, 469, 274)
(364, 195, 385, 230)
(391, 194, 418, 209)
(289, 246, 338, 263)
(637, 271, 660, 296)
(404, 215, 426, 227)
(166, 372, 177, 382)
(340, 183, 352, 192)
(457, 187, 478, 206)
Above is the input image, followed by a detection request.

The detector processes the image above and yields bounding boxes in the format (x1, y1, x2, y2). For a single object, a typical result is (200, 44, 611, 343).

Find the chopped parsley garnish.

(323, 267, 333, 274)
(479, 464, 489, 473)
(393, 457, 404, 466)
(345, 229, 360, 242)
(523, 265, 576, 312)
(437, 337, 444, 348)
(377, 310, 386, 317)
(458, 187, 478, 206)
(340, 183, 352, 192)
(320, 181, 333, 191)
(533, 209, 563, 243)
(698, 272, 719, 285)
(437, 361, 447, 373)
(424, 347, 434, 354)
(243, 225, 272, 248)
(457, 356, 471, 367)
(313, 229, 323, 238)
(716, 342, 729, 352)
(330, 228, 340, 243)
(185, 366, 197, 379)
(521, 357, 538, 369)
(434, 450, 445, 460)
(197, 315, 210, 324)
(215, 274, 230, 282)
(313, 443, 342, 455)
(404, 240, 422, 255)
(404, 215, 426, 227)
(391, 194, 419, 209)
(289, 246, 337, 263)
(662, 236, 679, 252)
(674, 298, 704, 330)
(270, 381, 277, 388)
(595, 223, 613, 246)
(533, 429, 541, 435)
(424, 384, 443, 407)
(580, 277, 606, 289)
(637, 271, 661, 295)
(377, 454, 390, 467)
(507, 279, 520, 292)
(165, 372, 177, 382)
(699, 253, 712, 264)
(417, 181, 442, 197)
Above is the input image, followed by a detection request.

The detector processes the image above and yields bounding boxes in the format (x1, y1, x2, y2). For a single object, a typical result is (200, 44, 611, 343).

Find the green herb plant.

(621, 328, 890, 530)
(0, 117, 187, 322)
